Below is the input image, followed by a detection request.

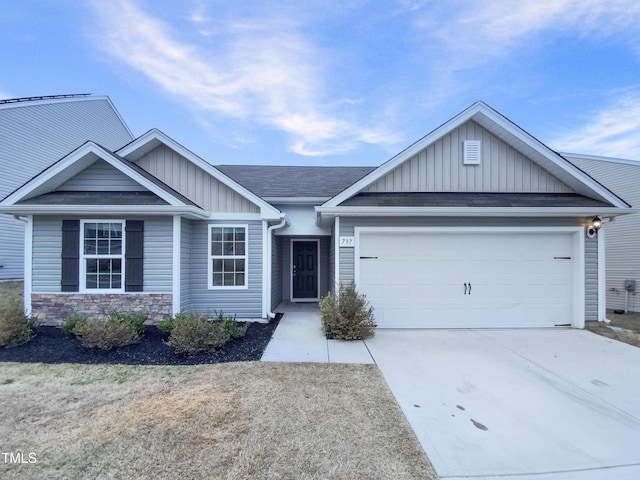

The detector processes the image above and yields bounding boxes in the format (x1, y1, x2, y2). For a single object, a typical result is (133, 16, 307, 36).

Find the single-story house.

(0, 102, 631, 328)
(0, 94, 134, 280)
(564, 154, 640, 313)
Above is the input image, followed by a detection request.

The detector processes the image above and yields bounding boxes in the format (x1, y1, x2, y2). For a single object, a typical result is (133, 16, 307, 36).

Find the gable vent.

(463, 140, 481, 165)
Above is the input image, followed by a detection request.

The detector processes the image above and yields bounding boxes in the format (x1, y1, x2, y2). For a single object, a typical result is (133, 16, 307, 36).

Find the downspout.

(267, 215, 288, 318)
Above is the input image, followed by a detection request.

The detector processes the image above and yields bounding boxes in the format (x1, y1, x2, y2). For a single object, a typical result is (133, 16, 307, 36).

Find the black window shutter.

(61, 220, 80, 292)
(125, 220, 144, 292)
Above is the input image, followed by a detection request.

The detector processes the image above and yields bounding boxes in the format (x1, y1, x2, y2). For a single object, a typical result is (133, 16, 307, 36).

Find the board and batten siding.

(135, 145, 260, 213)
(567, 156, 640, 312)
(31, 216, 172, 293)
(189, 220, 263, 318)
(0, 97, 133, 280)
(58, 160, 147, 192)
(364, 120, 574, 194)
(338, 217, 598, 322)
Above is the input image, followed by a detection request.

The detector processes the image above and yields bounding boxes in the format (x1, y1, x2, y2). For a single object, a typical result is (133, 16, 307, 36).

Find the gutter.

(315, 206, 634, 218)
(0, 205, 210, 219)
(266, 215, 288, 319)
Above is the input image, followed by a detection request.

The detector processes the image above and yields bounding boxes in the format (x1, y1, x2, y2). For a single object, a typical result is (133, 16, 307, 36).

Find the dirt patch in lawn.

(0, 362, 437, 480)
(585, 310, 640, 348)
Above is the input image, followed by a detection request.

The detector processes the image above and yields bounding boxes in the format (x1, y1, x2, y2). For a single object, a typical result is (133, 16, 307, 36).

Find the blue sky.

(2, 0, 640, 166)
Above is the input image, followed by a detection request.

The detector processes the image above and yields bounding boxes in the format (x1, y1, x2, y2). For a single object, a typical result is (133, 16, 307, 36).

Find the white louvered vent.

(463, 140, 481, 165)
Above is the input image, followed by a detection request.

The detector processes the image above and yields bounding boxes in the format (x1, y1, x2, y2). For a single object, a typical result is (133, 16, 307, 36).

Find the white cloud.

(89, 0, 398, 156)
(550, 94, 640, 159)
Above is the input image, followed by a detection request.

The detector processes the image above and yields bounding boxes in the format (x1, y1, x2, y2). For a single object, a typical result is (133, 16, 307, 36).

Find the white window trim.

(80, 219, 126, 293)
(208, 224, 249, 290)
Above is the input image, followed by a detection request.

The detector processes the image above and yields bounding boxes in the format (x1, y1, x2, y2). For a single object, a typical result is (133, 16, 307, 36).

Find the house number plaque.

(339, 236, 355, 247)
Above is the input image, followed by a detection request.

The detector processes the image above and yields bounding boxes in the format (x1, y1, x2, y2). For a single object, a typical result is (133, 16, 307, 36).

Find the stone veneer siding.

(31, 293, 173, 325)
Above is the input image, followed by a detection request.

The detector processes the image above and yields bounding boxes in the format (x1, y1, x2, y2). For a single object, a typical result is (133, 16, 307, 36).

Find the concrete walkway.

(260, 303, 374, 364)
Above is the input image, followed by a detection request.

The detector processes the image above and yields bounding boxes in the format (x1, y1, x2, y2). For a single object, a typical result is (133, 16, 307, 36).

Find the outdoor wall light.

(586, 216, 602, 238)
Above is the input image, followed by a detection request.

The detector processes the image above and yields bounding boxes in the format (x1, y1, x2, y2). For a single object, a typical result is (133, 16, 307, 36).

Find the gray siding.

(319, 237, 330, 297)
(135, 145, 260, 213)
(58, 160, 146, 192)
(189, 221, 263, 318)
(143, 217, 173, 292)
(31, 216, 172, 293)
(339, 217, 597, 321)
(32, 216, 62, 292)
(0, 216, 25, 279)
(568, 156, 640, 312)
(365, 120, 573, 194)
(0, 96, 133, 280)
(180, 219, 192, 310)
(585, 235, 598, 321)
(271, 236, 283, 308)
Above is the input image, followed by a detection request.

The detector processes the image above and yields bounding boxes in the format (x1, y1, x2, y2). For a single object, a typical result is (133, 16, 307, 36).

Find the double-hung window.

(81, 221, 124, 291)
(209, 225, 247, 288)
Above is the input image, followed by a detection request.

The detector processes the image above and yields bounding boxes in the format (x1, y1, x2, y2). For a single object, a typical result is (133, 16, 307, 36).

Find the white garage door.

(358, 231, 576, 328)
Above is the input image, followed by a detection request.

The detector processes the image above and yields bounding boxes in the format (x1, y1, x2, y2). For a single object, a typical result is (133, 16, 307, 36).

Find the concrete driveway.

(365, 329, 640, 480)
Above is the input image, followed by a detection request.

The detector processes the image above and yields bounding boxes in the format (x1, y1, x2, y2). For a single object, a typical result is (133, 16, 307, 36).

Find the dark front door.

(292, 240, 318, 299)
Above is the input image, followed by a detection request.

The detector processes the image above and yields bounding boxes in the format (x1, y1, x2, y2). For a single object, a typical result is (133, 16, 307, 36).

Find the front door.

(292, 240, 319, 300)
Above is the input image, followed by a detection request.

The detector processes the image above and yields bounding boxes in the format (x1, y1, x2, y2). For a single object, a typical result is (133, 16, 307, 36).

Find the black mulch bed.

(0, 317, 281, 365)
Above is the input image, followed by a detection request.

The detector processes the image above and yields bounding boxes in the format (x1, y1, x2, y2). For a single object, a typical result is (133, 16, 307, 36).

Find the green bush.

(72, 311, 148, 350)
(320, 282, 376, 340)
(215, 311, 248, 339)
(0, 298, 38, 348)
(61, 314, 86, 337)
(165, 311, 247, 355)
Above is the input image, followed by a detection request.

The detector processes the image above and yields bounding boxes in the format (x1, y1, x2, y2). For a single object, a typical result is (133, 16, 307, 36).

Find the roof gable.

(323, 102, 629, 209)
(1, 142, 199, 209)
(363, 119, 574, 194)
(117, 129, 282, 219)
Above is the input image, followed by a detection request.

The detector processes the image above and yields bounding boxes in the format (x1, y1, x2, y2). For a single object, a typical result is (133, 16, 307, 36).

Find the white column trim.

(172, 215, 181, 315)
(262, 220, 268, 319)
(334, 216, 340, 291)
(24, 215, 33, 316)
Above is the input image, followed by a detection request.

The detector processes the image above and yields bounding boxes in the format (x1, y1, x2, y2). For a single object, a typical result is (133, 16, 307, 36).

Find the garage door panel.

(359, 231, 576, 329)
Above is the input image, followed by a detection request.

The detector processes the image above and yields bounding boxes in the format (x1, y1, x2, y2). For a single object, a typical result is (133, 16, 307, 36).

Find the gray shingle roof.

(216, 165, 376, 198)
(339, 192, 614, 208)
(18, 191, 168, 205)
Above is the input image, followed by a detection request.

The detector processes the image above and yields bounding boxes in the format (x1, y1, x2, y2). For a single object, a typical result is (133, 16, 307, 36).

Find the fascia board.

(0, 204, 209, 219)
(117, 129, 281, 218)
(315, 206, 634, 218)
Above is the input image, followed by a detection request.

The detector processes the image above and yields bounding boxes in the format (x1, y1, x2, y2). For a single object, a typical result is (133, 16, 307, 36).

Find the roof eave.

(0, 204, 210, 220)
(315, 206, 633, 218)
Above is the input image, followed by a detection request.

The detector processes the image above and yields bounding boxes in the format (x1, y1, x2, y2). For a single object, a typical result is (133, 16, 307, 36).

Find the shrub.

(61, 314, 86, 337)
(106, 311, 147, 335)
(156, 316, 175, 335)
(165, 312, 233, 355)
(320, 282, 376, 340)
(0, 298, 38, 348)
(215, 311, 248, 339)
(72, 311, 148, 350)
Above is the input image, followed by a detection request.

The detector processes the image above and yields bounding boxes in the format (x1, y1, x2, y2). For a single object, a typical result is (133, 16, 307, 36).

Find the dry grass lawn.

(0, 361, 437, 480)
(585, 310, 640, 348)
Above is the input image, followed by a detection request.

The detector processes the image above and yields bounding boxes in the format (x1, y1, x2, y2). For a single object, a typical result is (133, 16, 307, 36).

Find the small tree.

(319, 282, 376, 340)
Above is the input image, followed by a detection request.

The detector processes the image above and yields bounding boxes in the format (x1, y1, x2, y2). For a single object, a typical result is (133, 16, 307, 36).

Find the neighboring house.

(0, 102, 631, 328)
(564, 154, 640, 313)
(0, 94, 134, 280)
